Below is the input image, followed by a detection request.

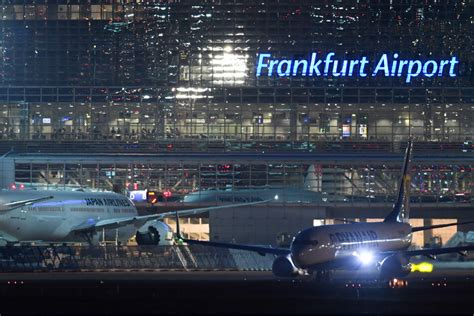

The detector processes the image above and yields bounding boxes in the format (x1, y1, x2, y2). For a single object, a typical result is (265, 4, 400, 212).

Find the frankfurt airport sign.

(255, 52, 459, 83)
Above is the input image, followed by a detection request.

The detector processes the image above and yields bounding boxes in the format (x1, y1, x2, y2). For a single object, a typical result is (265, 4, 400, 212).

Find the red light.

(163, 190, 172, 199)
(133, 183, 138, 190)
(10, 184, 16, 190)
(19, 184, 25, 189)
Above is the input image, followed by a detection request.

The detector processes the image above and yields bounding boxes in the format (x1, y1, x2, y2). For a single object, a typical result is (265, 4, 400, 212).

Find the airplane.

(174, 140, 474, 281)
(181, 165, 347, 204)
(0, 187, 269, 246)
(181, 185, 327, 204)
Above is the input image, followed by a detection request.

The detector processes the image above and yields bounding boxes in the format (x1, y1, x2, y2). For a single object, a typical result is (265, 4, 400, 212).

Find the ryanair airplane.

(176, 140, 474, 280)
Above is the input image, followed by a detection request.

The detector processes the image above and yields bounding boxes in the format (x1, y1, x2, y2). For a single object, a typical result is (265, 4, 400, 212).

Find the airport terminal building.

(0, 1, 472, 245)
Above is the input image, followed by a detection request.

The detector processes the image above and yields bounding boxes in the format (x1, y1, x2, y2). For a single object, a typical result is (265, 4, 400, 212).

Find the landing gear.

(76, 231, 96, 247)
(310, 270, 333, 284)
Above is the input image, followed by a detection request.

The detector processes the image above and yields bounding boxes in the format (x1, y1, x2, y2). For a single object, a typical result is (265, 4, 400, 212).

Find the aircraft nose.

(290, 244, 310, 267)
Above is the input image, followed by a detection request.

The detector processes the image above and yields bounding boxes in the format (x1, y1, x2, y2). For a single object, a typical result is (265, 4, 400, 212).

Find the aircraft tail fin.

(304, 164, 321, 192)
(384, 140, 413, 223)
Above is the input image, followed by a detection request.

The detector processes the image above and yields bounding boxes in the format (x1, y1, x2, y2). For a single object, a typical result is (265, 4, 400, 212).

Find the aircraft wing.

(411, 220, 474, 232)
(1, 196, 54, 212)
(387, 245, 474, 258)
(182, 238, 290, 256)
(71, 199, 273, 234)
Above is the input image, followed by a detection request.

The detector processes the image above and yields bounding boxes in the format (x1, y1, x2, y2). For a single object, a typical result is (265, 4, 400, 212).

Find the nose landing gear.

(310, 270, 333, 284)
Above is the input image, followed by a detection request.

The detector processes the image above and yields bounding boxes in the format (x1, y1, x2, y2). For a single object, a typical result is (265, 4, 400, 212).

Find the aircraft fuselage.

(0, 190, 138, 243)
(290, 222, 412, 269)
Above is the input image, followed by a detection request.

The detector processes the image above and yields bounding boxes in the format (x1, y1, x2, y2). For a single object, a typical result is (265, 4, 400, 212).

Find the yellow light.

(411, 262, 434, 273)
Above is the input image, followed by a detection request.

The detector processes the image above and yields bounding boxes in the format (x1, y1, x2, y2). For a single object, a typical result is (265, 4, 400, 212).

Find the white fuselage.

(290, 222, 412, 269)
(0, 189, 139, 243)
(182, 188, 326, 204)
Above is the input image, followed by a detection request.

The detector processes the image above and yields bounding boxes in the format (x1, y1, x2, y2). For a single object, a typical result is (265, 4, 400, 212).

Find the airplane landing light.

(354, 250, 374, 265)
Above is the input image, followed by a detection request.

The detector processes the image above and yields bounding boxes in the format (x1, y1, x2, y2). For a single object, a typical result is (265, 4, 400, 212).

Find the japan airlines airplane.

(0, 188, 267, 246)
(176, 140, 474, 280)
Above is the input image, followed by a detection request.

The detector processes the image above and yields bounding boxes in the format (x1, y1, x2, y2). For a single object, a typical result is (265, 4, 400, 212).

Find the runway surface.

(0, 264, 473, 315)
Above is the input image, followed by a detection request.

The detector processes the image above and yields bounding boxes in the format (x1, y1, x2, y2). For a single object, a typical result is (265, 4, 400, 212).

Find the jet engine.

(135, 220, 174, 246)
(272, 255, 299, 278)
(378, 254, 411, 279)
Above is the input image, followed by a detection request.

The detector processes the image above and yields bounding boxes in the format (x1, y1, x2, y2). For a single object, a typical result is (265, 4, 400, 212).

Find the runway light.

(389, 278, 408, 288)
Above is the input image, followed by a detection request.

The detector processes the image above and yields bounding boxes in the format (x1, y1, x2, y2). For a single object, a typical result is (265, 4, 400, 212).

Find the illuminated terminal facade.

(0, 1, 471, 144)
(0, 1, 472, 244)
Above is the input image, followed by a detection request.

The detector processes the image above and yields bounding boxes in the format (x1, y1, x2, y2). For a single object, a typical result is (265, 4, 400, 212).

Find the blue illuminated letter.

(333, 60, 348, 77)
(348, 60, 359, 76)
(359, 57, 369, 77)
(448, 57, 459, 77)
(406, 60, 422, 83)
(422, 60, 438, 77)
(390, 53, 399, 76)
(309, 53, 322, 76)
(397, 60, 409, 76)
(372, 54, 390, 77)
(324, 52, 335, 75)
(438, 60, 450, 76)
(256, 53, 271, 76)
(277, 59, 292, 77)
(293, 59, 308, 76)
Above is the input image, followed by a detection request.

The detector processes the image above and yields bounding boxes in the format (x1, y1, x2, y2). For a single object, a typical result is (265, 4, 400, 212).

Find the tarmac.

(0, 262, 473, 315)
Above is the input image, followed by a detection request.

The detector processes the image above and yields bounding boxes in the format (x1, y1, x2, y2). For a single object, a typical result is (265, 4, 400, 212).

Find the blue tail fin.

(384, 140, 413, 223)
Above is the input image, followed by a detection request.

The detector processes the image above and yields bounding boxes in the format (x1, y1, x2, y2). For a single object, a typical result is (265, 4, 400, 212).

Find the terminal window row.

(0, 87, 471, 104)
(0, 102, 472, 143)
(13, 162, 472, 205)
